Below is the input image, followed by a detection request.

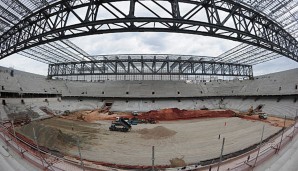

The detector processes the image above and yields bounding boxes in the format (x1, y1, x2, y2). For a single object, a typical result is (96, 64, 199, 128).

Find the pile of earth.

(60, 108, 236, 123)
(137, 126, 176, 139)
(60, 109, 130, 122)
(138, 108, 235, 121)
(170, 157, 187, 167)
(16, 122, 76, 152)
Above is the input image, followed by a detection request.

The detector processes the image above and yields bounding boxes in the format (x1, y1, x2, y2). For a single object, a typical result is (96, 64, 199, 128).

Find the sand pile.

(138, 126, 176, 139)
(82, 110, 114, 122)
(139, 108, 235, 121)
(61, 109, 131, 122)
(16, 122, 76, 151)
(170, 157, 186, 167)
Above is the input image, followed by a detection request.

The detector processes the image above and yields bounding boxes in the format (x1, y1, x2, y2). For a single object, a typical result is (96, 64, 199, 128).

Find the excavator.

(234, 105, 267, 120)
(109, 117, 132, 132)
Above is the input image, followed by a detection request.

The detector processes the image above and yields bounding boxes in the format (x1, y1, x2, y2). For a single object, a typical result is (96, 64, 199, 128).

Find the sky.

(1, 32, 298, 76)
(1, 0, 298, 77)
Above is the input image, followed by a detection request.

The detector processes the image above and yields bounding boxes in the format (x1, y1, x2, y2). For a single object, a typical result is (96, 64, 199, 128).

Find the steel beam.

(0, 0, 297, 64)
(48, 54, 253, 79)
(218, 0, 298, 65)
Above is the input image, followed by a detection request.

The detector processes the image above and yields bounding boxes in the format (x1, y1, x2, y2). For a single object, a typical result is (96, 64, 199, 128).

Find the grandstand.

(0, 65, 298, 170)
(1, 66, 298, 118)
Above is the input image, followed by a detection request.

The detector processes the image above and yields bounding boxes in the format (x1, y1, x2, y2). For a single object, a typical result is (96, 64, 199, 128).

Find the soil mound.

(138, 126, 176, 139)
(16, 122, 76, 151)
(61, 109, 131, 122)
(139, 108, 235, 121)
(170, 157, 186, 167)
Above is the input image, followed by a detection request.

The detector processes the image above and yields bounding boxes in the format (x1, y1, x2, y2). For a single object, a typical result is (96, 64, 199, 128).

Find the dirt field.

(15, 108, 294, 168)
(74, 118, 281, 166)
(16, 117, 281, 167)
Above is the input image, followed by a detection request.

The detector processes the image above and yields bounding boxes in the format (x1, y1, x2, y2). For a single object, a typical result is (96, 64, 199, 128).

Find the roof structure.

(0, 0, 92, 63)
(217, 0, 298, 64)
(0, 0, 297, 65)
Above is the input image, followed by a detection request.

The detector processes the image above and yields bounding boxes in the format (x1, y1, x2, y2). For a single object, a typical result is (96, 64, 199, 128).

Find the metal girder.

(0, 18, 11, 32)
(0, 0, 297, 63)
(218, 0, 298, 65)
(1, 0, 32, 17)
(0, 0, 91, 64)
(47, 41, 83, 61)
(48, 54, 253, 79)
(0, 3, 20, 24)
(19, 48, 57, 63)
(60, 39, 88, 57)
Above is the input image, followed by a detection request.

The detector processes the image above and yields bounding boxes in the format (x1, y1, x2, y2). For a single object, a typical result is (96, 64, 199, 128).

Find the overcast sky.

(1, 32, 298, 77)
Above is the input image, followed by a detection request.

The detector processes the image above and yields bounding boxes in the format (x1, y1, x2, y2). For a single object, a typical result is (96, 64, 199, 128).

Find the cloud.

(70, 32, 240, 56)
(0, 54, 48, 75)
(2, 32, 298, 76)
(253, 57, 298, 76)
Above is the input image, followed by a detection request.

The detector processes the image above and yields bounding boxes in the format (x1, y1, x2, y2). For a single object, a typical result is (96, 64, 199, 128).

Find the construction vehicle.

(109, 117, 132, 132)
(146, 118, 157, 124)
(128, 117, 139, 125)
(138, 118, 157, 124)
(132, 111, 139, 116)
(258, 113, 268, 119)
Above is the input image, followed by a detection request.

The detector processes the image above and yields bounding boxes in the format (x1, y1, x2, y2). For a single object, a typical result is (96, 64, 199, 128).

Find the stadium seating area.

(0, 66, 297, 120)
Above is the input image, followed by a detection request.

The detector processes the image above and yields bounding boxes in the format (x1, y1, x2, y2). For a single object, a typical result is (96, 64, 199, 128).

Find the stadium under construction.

(0, 0, 298, 171)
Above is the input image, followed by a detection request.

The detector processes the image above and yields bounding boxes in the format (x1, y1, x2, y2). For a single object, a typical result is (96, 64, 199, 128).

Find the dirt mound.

(139, 108, 235, 121)
(138, 126, 176, 139)
(170, 157, 186, 167)
(61, 109, 131, 122)
(60, 108, 235, 122)
(16, 122, 76, 152)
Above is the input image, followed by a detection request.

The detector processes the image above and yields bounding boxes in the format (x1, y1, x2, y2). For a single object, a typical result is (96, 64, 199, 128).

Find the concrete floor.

(0, 136, 40, 171)
(255, 128, 298, 171)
